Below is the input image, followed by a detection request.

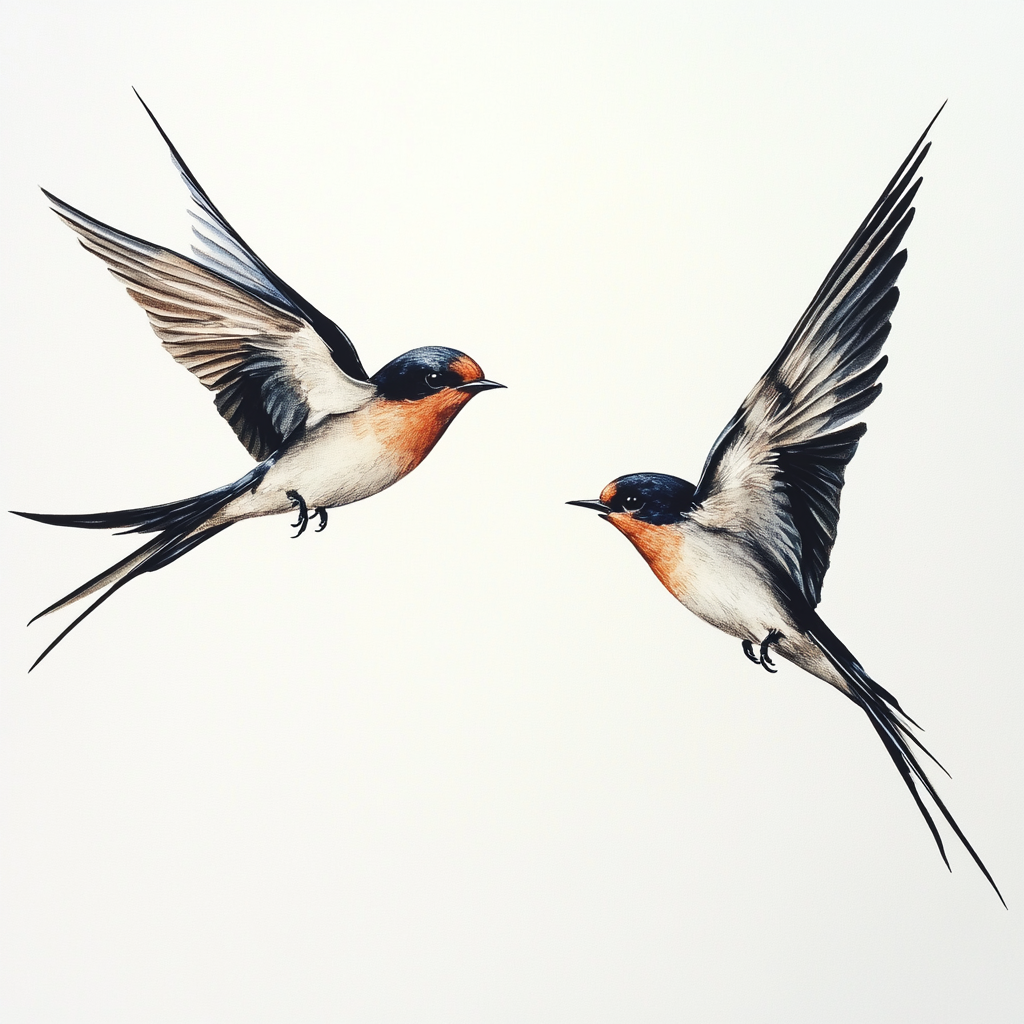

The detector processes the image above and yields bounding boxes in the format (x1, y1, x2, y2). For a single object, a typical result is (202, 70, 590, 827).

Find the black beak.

(566, 498, 612, 514)
(458, 379, 506, 393)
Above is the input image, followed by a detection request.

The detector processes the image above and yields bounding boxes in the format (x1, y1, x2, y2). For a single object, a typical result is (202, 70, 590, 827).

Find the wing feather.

(132, 90, 370, 382)
(46, 190, 375, 460)
(691, 107, 943, 607)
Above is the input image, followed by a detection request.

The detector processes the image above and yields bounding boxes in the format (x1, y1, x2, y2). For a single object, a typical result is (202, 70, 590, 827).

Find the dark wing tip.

(132, 89, 180, 166)
(132, 88, 160, 136)
(131, 88, 223, 219)
(127, 89, 369, 383)
(132, 90, 177, 153)
(132, 89, 175, 159)
(904, 102, 945, 172)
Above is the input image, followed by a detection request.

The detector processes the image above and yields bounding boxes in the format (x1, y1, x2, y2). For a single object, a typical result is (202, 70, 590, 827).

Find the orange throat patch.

(607, 513, 685, 596)
(368, 390, 473, 475)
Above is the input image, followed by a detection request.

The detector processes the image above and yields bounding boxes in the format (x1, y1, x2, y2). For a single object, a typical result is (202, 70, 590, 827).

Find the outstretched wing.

(46, 191, 375, 461)
(134, 90, 369, 383)
(44, 93, 379, 461)
(691, 106, 943, 609)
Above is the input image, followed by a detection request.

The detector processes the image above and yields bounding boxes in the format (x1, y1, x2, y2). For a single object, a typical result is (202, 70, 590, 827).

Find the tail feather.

(807, 617, 1005, 907)
(29, 534, 168, 623)
(29, 570, 144, 673)
(11, 459, 270, 536)
(16, 456, 275, 669)
(146, 522, 231, 571)
(12, 500, 195, 533)
(809, 615, 946, 772)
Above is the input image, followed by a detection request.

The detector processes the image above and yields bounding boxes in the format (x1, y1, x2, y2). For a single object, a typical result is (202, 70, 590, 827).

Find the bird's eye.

(425, 372, 444, 389)
(622, 494, 644, 512)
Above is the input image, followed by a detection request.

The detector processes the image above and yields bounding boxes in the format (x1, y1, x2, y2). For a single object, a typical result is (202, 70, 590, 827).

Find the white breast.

(673, 522, 796, 642)
(220, 411, 406, 522)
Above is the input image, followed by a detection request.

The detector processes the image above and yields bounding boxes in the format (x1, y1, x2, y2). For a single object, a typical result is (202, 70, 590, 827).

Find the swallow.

(569, 105, 1004, 905)
(12, 93, 504, 670)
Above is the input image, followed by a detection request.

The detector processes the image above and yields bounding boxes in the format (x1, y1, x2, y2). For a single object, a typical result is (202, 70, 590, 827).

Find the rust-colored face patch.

(606, 512, 685, 596)
(369, 389, 473, 476)
(599, 480, 618, 505)
(450, 353, 485, 384)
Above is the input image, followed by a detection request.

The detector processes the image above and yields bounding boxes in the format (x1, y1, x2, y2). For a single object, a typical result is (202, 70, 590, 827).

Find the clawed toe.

(285, 493, 328, 537)
(287, 489, 309, 538)
(758, 629, 784, 673)
(745, 630, 784, 673)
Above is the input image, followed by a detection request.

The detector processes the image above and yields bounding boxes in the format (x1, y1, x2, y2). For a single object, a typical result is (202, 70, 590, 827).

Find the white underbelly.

(674, 525, 795, 642)
(218, 414, 404, 522)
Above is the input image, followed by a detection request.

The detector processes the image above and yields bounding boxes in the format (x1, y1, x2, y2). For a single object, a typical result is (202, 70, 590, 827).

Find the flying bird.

(568, 106, 1004, 904)
(14, 93, 504, 670)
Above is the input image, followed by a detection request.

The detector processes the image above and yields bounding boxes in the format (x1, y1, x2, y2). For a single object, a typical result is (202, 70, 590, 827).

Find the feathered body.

(13, 94, 503, 668)
(570, 106, 1004, 904)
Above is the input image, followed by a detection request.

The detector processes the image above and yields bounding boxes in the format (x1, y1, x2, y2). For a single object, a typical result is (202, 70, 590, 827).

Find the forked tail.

(11, 457, 274, 670)
(807, 615, 1004, 906)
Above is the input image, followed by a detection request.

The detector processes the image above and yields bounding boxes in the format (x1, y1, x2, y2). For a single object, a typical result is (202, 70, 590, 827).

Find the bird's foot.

(287, 490, 309, 538)
(757, 629, 785, 673)
(314, 507, 328, 533)
(742, 639, 760, 664)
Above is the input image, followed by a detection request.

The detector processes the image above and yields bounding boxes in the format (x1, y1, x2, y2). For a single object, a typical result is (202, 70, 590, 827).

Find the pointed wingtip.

(133, 87, 156, 123)
(132, 87, 167, 140)
(130, 86, 217, 214)
(919, 101, 947, 148)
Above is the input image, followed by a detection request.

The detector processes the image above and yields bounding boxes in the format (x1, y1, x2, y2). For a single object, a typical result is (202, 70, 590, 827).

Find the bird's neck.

(608, 514, 687, 596)
(367, 391, 473, 476)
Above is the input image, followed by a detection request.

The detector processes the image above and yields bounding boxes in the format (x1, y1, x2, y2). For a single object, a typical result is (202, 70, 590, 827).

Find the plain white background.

(2, 3, 1022, 1020)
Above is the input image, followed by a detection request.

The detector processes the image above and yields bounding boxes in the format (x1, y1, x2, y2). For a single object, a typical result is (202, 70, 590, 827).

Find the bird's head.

(567, 473, 697, 590)
(367, 346, 504, 473)
(371, 346, 504, 403)
(568, 473, 697, 524)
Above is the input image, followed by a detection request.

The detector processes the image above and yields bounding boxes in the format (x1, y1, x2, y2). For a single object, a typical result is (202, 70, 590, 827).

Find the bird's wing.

(46, 191, 375, 461)
(690, 107, 942, 608)
(44, 96, 381, 462)
(135, 90, 369, 384)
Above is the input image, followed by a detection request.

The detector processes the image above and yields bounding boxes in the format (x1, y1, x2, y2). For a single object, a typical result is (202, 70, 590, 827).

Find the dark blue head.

(568, 472, 696, 524)
(370, 346, 503, 401)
